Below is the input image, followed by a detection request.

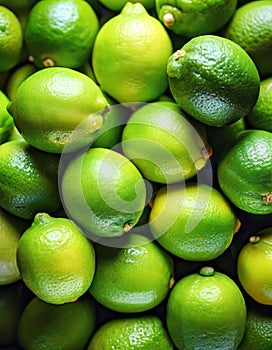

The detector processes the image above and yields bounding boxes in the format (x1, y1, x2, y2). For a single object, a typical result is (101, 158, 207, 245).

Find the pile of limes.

(0, 0, 271, 349)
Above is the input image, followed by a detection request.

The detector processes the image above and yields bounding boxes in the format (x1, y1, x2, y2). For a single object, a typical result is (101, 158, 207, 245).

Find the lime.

(98, 0, 155, 11)
(7, 67, 109, 153)
(217, 129, 272, 214)
(17, 295, 96, 350)
(61, 147, 146, 238)
(166, 267, 247, 349)
(92, 2, 173, 102)
(89, 234, 174, 313)
(24, 0, 99, 68)
(0, 140, 61, 220)
(87, 316, 173, 349)
(0, 90, 14, 144)
(0, 6, 23, 71)
(156, 0, 237, 37)
(237, 229, 272, 305)
(17, 213, 96, 304)
(121, 101, 211, 184)
(167, 35, 260, 126)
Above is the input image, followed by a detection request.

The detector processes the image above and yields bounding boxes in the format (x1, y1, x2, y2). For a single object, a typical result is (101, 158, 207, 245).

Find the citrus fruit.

(0, 6, 23, 71)
(92, 2, 173, 103)
(0, 140, 61, 220)
(17, 213, 96, 304)
(89, 234, 174, 313)
(87, 315, 174, 349)
(156, 0, 237, 38)
(17, 295, 96, 350)
(61, 147, 146, 238)
(24, 0, 99, 69)
(237, 228, 272, 305)
(217, 129, 272, 214)
(7, 67, 110, 153)
(5, 63, 38, 101)
(99, 0, 155, 11)
(247, 77, 272, 132)
(0, 90, 14, 144)
(166, 266, 247, 349)
(238, 307, 272, 349)
(121, 101, 211, 184)
(0, 208, 29, 285)
(167, 35, 260, 127)
(149, 183, 239, 261)
(223, 1, 272, 77)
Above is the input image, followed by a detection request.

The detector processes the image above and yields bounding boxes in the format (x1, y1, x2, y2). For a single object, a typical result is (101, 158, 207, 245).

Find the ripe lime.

(61, 147, 146, 238)
(121, 101, 211, 184)
(217, 129, 272, 214)
(0, 140, 61, 220)
(223, 0, 272, 77)
(89, 234, 174, 313)
(0, 6, 23, 71)
(0, 208, 29, 285)
(92, 2, 173, 102)
(8, 67, 109, 153)
(17, 213, 96, 304)
(166, 267, 247, 349)
(167, 35, 260, 126)
(149, 183, 239, 261)
(17, 295, 96, 350)
(247, 77, 272, 132)
(24, 0, 99, 68)
(156, 0, 237, 37)
(237, 229, 272, 305)
(87, 316, 174, 349)
(0, 90, 14, 144)
(99, 0, 155, 11)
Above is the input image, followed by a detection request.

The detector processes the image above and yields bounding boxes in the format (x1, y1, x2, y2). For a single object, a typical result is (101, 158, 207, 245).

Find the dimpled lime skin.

(89, 234, 174, 313)
(61, 148, 146, 238)
(217, 130, 272, 214)
(167, 271, 247, 350)
(24, 0, 99, 68)
(167, 35, 260, 127)
(17, 213, 96, 305)
(0, 140, 61, 220)
(87, 316, 173, 350)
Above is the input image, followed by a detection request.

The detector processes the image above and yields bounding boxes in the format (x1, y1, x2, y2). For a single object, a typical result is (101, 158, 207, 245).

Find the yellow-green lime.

(166, 267, 247, 349)
(217, 129, 272, 214)
(156, 0, 237, 37)
(223, 1, 272, 77)
(17, 213, 96, 304)
(24, 0, 99, 68)
(61, 147, 146, 238)
(0, 90, 14, 144)
(247, 77, 272, 132)
(237, 228, 272, 305)
(121, 101, 211, 184)
(89, 234, 174, 313)
(7, 67, 109, 153)
(0, 140, 61, 220)
(0, 208, 29, 285)
(92, 2, 173, 102)
(167, 35, 260, 126)
(0, 6, 23, 71)
(149, 183, 239, 261)
(87, 316, 174, 349)
(17, 295, 96, 350)
(99, 0, 155, 11)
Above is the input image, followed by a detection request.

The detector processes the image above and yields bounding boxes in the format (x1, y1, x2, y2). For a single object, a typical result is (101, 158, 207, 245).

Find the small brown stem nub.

(169, 275, 175, 289)
(202, 145, 213, 159)
(234, 218, 241, 234)
(263, 192, 272, 203)
(43, 58, 55, 67)
(249, 235, 261, 244)
(173, 49, 186, 60)
(123, 222, 132, 232)
(163, 12, 175, 26)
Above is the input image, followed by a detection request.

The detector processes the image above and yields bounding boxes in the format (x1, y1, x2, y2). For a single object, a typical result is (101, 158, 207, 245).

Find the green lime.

(167, 35, 260, 126)
(89, 234, 174, 313)
(17, 213, 96, 304)
(87, 316, 173, 349)
(0, 90, 14, 144)
(24, 0, 99, 68)
(99, 0, 155, 11)
(7, 67, 109, 153)
(167, 267, 247, 349)
(17, 295, 96, 350)
(217, 129, 272, 214)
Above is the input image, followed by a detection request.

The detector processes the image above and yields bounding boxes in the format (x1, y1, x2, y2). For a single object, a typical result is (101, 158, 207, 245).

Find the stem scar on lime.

(263, 192, 272, 203)
(163, 13, 175, 26)
(199, 266, 215, 276)
(249, 235, 261, 244)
